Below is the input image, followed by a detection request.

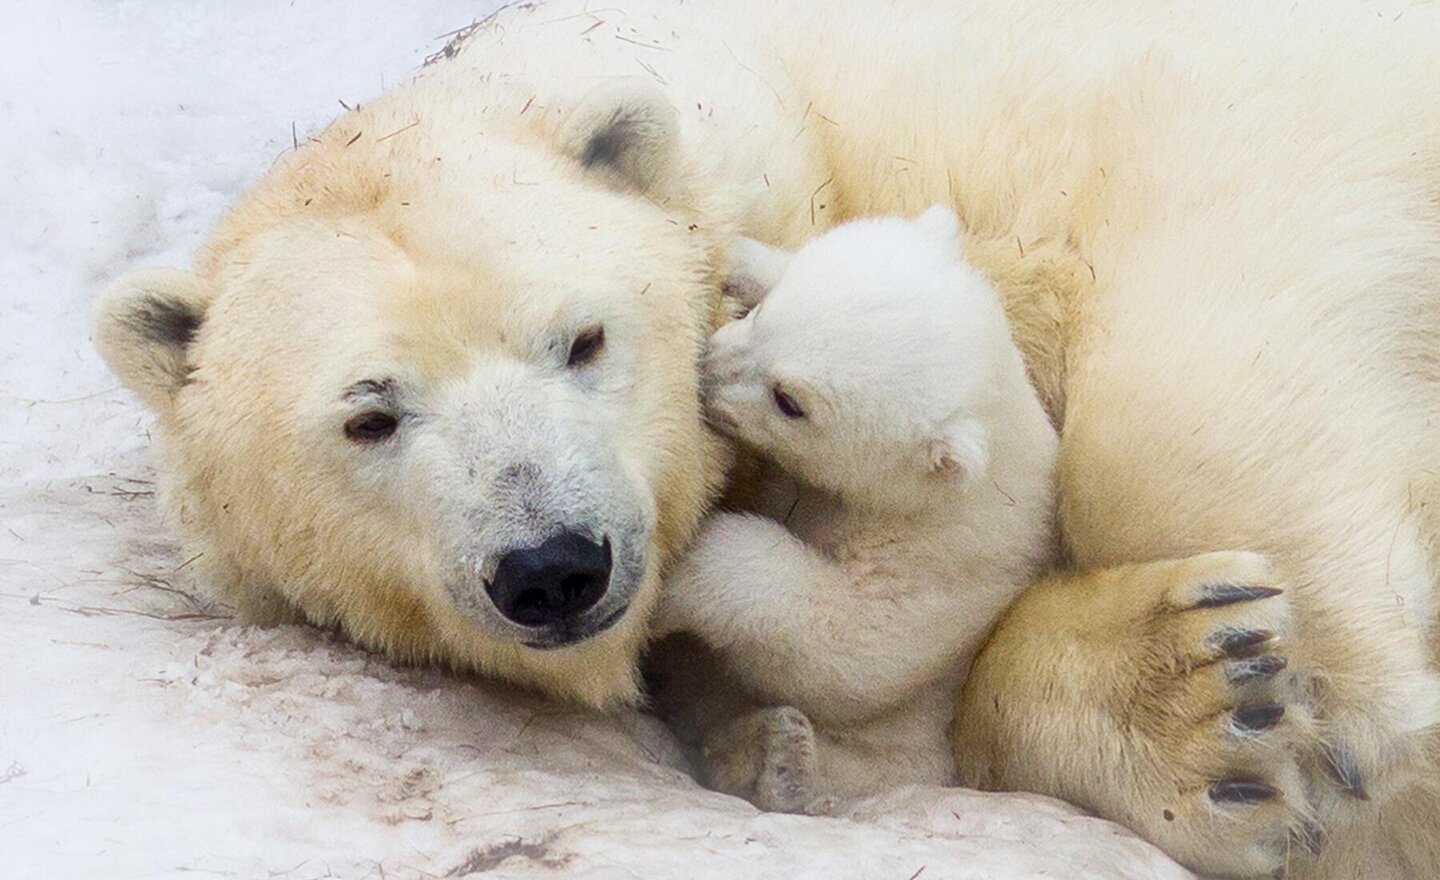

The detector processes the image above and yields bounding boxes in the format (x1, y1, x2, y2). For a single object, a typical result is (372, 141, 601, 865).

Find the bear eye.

(344, 410, 399, 443)
(772, 385, 805, 420)
(567, 325, 605, 368)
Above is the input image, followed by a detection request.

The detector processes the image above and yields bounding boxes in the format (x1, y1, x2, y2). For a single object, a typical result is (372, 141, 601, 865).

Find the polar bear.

(656, 206, 1058, 811)
(90, 1, 1440, 877)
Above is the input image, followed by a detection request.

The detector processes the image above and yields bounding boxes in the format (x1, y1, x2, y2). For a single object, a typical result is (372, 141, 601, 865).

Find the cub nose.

(485, 531, 612, 627)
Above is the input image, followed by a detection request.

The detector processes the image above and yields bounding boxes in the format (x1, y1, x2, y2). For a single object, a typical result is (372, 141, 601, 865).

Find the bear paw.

(957, 551, 1333, 879)
(1113, 552, 1322, 877)
(702, 705, 821, 814)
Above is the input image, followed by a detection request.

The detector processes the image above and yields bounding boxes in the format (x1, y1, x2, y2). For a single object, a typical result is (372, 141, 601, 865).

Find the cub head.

(704, 207, 1009, 509)
(92, 77, 730, 706)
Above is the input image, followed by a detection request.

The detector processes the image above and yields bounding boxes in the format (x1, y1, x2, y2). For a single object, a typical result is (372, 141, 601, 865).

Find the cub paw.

(702, 705, 820, 814)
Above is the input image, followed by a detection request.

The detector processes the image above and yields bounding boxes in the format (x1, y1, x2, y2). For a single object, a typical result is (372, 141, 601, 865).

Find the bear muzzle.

(480, 529, 632, 649)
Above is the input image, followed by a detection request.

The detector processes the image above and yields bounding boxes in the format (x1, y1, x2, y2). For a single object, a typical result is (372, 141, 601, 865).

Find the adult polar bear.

(91, 1, 1440, 877)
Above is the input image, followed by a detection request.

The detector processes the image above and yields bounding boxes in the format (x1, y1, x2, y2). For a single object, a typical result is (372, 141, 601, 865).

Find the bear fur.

(92, 1, 1440, 877)
(656, 207, 1058, 811)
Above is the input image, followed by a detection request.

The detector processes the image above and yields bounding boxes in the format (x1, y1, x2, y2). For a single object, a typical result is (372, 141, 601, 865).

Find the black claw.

(1209, 778, 1277, 804)
(1227, 654, 1288, 684)
(1196, 583, 1284, 608)
(1324, 746, 1371, 801)
(1233, 703, 1286, 733)
(1211, 627, 1276, 657)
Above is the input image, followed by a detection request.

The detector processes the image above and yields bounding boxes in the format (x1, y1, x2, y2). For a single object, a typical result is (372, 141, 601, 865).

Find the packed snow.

(0, 2, 1194, 877)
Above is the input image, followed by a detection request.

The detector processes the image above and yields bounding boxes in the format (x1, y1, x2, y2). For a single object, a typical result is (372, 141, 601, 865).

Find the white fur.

(659, 209, 1058, 806)
(89, 1, 1440, 873)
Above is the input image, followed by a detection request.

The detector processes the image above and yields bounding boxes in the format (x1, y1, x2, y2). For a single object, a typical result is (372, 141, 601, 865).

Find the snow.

(0, 2, 1193, 877)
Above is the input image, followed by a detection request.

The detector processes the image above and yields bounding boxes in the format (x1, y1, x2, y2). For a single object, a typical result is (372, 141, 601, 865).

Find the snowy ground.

(0, 3, 1194, 878)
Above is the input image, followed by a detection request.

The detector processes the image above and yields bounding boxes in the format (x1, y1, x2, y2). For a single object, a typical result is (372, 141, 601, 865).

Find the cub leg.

(657, 512, 963, 724)
(702, 705, 825, 814)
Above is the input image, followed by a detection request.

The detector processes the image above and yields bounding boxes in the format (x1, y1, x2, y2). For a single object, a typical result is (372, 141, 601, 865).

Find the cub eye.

(344, 411, 399, 443)
(772, 386, 805, 419)
(567, 325, 606, 368)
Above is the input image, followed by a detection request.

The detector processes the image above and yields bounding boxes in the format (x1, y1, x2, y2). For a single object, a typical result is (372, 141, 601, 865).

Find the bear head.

(92, 77, 732, 706)
(703, 207, 1012, 511)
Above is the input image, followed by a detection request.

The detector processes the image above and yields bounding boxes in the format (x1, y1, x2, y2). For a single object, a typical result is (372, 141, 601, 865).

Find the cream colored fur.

(92, 2, 1440, 877)
(657, 208, 1058, 810)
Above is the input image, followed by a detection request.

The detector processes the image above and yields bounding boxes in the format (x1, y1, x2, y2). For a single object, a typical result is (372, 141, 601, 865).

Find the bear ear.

(924, 416, 989, 484)
(562, 78, 680, 195)
(914, 204, 961, 248)
(92, 268, 213, 413)
(723, 237, 793, 310)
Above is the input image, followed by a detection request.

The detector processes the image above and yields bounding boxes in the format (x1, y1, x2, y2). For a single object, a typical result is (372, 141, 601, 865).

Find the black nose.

(486, 531, 612, 627)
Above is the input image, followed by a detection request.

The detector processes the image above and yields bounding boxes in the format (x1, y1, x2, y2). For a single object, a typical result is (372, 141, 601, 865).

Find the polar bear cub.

(659, 206, 1059, 811)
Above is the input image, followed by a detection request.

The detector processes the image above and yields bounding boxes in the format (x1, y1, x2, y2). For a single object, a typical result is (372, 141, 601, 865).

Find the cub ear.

(723, 237, 793, 310)
(563, 78, 680, 195)
(92, 268, 213, 413)
(924, 417, 989, 484)
(914, 204, 962, 248)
